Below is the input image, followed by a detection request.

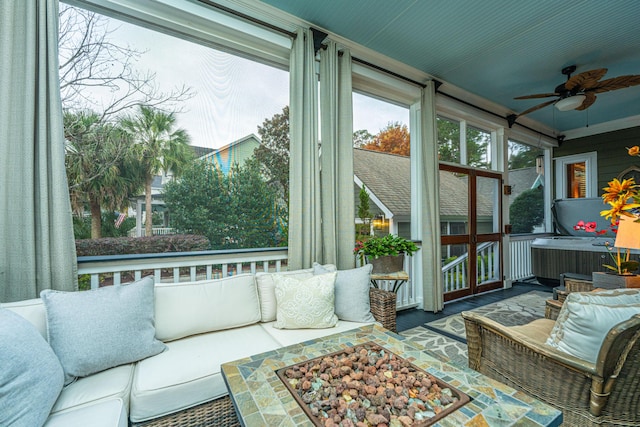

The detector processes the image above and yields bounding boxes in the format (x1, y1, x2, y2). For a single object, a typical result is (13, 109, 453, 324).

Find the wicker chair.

(462, 312, 640, 427)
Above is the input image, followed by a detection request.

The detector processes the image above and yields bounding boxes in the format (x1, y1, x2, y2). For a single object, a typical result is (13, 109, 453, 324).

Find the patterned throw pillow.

(273, 272, 338, 329)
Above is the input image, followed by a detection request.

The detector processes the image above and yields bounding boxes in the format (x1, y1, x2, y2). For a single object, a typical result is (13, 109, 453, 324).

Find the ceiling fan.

(509, 65, 640, 122)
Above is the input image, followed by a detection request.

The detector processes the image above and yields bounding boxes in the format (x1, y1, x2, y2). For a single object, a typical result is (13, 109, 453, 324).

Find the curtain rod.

(197, 0, 297, 38)
(436, 86, 561, 142)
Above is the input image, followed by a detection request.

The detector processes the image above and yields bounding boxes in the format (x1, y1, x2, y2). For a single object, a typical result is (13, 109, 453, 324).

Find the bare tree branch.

(58, 4, 194, 121)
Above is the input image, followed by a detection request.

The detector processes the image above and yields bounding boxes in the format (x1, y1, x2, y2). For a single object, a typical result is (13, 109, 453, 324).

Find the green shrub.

(76, 234, 210, 256)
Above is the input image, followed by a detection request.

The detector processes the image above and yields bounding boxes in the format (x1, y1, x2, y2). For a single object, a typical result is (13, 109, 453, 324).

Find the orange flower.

(601, 198, 640, 223)
(628, 145, 640, 156)
(601, 178, 638, 204)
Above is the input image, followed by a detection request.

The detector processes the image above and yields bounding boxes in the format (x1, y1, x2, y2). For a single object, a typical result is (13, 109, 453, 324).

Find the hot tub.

(531, 198, 638, 285)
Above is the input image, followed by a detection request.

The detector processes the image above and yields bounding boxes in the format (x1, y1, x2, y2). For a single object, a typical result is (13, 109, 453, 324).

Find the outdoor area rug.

(399, 326, 468, 367)
(423, 290, 551, 341)
(400, 290, 551, 367)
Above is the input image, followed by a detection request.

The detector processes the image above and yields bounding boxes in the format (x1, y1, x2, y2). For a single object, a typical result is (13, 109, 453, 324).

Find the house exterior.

(199, 134, 261, 175)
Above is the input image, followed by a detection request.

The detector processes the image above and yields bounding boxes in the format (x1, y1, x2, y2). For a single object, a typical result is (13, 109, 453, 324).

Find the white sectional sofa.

(0, 264, 377, 426)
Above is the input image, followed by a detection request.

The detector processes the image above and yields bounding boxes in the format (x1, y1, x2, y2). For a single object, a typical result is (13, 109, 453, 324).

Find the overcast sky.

(97, 14, 409, 150)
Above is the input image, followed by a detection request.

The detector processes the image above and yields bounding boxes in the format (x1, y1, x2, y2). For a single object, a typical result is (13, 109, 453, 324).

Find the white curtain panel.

(0, 0, 78, 302)
(287, 28, 321, 270)
(319, 41, 355, 270)
(417, 83, 443, 311)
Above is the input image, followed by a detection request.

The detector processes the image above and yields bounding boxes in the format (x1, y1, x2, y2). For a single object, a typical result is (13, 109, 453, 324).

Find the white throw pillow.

(256, 264, 336, 322)
(154, 274, 261, 341)
(314, 263, 375, 323)
(273, 272, 338, 329)
(546, 289, 640, 363)
(41, 277, 167, 384)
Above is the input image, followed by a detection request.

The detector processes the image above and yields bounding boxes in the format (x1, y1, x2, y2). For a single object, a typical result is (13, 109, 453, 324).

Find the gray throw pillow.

(41, 276, 166, 384)
(313, 263, 375, 323)
(0, 308, 64, 427)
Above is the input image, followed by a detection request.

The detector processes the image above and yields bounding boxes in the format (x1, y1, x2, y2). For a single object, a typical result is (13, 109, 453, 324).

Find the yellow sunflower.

(601, 178, 638, 204)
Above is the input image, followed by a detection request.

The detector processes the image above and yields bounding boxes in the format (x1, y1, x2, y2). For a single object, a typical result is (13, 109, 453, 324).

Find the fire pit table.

(221, 325, 562, 426)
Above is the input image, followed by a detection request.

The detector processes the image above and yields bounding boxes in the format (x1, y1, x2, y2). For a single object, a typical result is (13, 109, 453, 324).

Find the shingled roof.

(353, 148, 494, 220)
(354, 148, 411, 221)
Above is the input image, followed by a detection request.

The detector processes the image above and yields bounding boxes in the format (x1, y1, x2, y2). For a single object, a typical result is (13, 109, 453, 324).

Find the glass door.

(440, 165, 502, 301)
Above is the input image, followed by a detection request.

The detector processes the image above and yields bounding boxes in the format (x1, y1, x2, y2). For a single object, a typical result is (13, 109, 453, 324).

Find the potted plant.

(354, 234, 419, 274)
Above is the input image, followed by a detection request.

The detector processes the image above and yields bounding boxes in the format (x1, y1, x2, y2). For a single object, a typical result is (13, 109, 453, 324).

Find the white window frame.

(554, 151, 598, 199)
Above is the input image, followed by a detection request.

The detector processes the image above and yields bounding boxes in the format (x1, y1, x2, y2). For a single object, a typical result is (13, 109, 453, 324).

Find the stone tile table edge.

(221, 325, 562, 427)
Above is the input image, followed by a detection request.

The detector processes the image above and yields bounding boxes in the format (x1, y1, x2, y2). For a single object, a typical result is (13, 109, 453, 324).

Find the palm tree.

(64, 111, 140, 238)
(122, 105, 192, 237)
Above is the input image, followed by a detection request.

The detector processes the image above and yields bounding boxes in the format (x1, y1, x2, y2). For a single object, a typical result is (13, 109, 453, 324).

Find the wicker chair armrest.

(461, 311, 596, 373)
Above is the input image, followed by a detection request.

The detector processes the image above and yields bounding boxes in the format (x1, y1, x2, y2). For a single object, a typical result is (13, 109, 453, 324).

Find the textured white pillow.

(546, 289, 640, 363)
(273, 272, 338, 329)
(154, 274, 261, 341)
(256, 264, 336, 322)
(314, 263, 375, 323)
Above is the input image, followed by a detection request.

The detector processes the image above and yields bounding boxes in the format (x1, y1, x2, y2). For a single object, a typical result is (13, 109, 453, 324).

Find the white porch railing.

(442, 236, 538, 294)
(77, 248, 288, 290)
(78, 246, 421, 310)
(127, 227, 177, 237)
(510, 234, 540, 281)
(77, 236, 536, 306)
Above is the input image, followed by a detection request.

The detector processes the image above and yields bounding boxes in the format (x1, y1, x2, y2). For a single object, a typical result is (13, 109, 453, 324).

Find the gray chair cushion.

(41, 276, 167, 384)
(314, 263, 376, 323)
(0, 308, 64, 427)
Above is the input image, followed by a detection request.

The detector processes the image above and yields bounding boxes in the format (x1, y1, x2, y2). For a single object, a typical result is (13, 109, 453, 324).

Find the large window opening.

(507, 140, 546, 233)
(353, 93, 410, 240)
(60, 4, 290, 258)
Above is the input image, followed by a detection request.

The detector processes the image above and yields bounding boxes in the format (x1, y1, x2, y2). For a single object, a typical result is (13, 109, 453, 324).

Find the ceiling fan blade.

(517, 99, 556, 117)
(575, 92, 597, 111)
(514, 92, 558, 100)
(565, 68, 608, 91)
(589, 75, 640, 93)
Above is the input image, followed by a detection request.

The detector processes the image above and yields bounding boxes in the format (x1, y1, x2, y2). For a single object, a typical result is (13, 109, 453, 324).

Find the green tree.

(122, 105, 193, 237)
(508, 143, 542, 169)
(254, 106, 290, 203)
(509, 186, 544, 233)
(64, 111, 139, 238)
(436, 117, 489, 167)
(353, 129, 374, 148)
(356, 185, 372, 238)
(163, 161, 282, 249)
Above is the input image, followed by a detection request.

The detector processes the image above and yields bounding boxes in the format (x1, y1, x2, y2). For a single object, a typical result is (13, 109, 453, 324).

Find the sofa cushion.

(314, 263, 375, 323)
(154, 274, 261, 341)
(0, 308, 64, 427)
(1, 298, 47, 339)
(256, 265, 336, 322)
(546, 288, 640, 363)
(51, 364, 134, 415)
(44, 398, 127, 427)
(41, 277, 166, 384)
(260, 320, 372, 347)
(130, 324, 281, 422)
(273, 272, 339, 329)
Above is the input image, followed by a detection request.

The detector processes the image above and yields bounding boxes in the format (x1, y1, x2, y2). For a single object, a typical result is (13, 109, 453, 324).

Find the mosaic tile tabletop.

(221, 325, 562, 427)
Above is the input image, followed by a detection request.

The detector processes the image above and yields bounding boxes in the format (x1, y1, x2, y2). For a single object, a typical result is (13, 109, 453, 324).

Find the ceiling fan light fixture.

(555, 94, 586, 111)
